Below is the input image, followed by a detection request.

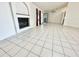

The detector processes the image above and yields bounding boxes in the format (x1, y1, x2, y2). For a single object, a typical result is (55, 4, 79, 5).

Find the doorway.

(43, 13, 48, 23)
(39, 10, 41, 25)
(36, 8, 38, 26)
(62, 11, 66, 25)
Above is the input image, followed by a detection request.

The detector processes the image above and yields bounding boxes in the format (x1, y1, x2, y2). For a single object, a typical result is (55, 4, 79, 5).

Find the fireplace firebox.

(18, 17, 29, 29)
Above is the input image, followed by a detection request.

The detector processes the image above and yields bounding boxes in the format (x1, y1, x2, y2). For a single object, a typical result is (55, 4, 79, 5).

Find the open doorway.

(39, 10, 41, 25)
(43, 13, 48, 23)
(36, 8, 38, 26)
(36, 8, 42, 26)
(61, 11, 66, 25)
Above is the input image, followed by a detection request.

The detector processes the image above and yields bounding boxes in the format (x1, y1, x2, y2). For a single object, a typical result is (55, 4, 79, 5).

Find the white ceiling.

(33, 2, 68, 12)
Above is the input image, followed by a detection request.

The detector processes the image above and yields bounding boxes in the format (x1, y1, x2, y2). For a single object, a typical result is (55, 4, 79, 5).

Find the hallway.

(0, 23, 79, 57)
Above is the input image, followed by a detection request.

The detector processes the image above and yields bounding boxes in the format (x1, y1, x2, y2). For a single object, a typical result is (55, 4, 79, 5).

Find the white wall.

(48, 12, 63, 24)
(15, 2, 29, 15)
(0, 3, 16, 40)
(64, 3, 79, 28)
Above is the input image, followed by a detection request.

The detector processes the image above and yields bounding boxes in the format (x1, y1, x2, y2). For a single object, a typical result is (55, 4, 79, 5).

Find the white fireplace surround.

(10, 2, 31, 33)
(16, 15, 31, 33)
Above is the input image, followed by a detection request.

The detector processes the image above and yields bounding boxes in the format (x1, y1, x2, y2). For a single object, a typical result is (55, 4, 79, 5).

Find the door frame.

(36, 8, 38, 26)
(39, 10, 41, 25)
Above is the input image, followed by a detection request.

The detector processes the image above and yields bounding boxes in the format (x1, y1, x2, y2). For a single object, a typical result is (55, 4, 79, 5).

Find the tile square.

(1, 54, 10, 57)
(40, 37, 46, 41)
(7, 45, 21, 56)
(11, 39, 23, 44)
(36, 40, 44, 47)
(63, 47, 77, 57)
(69, 40, 78, 45)
(46, 39, 52, 43)
(62, 41, 72, 49)
(17, 41, 28, 47)
(45, 39, 52, 44)
(44, 42, 52, 50)
(40, 48, 52, 57)
(24, 43, 34, 51)
(72, 45, 79, 51)
(60, 37, 67, 41)
(53, 40, 61, 46)
(31, 45, 42, 55)
(53, 45, 64, 54)
(15, 49, 29, 57)
(28, 39, 37, 44)
(2, 44, 15, 52)
(0, 40, 11, 48)
(28, 52, 38, 57)
(0, 49, 6, 57)
(53, 51, 64, 57)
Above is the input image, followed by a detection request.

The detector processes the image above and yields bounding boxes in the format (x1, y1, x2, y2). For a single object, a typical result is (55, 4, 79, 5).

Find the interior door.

(39, 10, 41, 25)
(36, 8, 38, 26)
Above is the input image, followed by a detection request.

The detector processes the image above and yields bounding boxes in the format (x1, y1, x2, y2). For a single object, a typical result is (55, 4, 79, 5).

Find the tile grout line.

(0, 48, 12, 57)
(39, 30, 49, 57)
(6, 30, 40, 56)
(62, 30, 79, 56)
(56, 26, 66, 56)
(52, 25, 54, 57)
(13, 30, 43, 56)
(26, 31, 47, 57)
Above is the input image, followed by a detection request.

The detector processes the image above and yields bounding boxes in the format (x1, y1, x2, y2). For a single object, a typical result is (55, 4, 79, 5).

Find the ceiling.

(33, 2, 68, 12)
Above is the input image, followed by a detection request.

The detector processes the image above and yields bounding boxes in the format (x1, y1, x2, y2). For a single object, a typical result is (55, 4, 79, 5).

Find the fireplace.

(18, 17, 29, 29)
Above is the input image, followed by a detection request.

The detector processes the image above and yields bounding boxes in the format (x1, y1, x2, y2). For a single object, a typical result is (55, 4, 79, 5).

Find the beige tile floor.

(0, 23, 79, 57)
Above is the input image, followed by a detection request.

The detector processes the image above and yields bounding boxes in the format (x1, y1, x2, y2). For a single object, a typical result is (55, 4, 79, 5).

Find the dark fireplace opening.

(18, 17, 29, 29)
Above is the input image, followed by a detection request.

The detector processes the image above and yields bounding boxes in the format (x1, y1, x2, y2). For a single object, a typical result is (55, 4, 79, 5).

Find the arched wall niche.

(15, 2, 29, 16)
